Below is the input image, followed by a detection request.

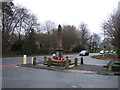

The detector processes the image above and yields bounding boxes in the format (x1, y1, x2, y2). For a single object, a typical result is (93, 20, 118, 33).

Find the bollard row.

(23, 55, 83, 67)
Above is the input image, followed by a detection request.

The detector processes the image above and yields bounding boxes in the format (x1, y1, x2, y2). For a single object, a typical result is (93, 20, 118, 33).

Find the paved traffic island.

(17, 56, 105, 75)
(18, 63, 102, 74)
(17, 55, 120, 76)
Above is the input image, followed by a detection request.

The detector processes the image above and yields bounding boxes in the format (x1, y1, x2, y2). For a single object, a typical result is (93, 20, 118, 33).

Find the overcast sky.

(14, 0, 120, 34)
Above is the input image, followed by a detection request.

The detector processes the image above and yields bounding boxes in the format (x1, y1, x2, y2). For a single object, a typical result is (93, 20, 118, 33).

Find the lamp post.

(103, 29, 105, 58)
(118, 1, 120, 13)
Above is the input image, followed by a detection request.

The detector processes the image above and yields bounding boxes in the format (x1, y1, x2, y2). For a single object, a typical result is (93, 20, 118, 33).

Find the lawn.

(92, 53, 120, 60)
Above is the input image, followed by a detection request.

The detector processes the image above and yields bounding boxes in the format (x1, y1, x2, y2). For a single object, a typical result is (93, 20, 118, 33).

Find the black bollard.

(66, 56, 68, 59)
(81, 57, 83, 65)
(33, 57, 36, 65)
(74, 58, 78, 66)
(47, 58, 51, 67)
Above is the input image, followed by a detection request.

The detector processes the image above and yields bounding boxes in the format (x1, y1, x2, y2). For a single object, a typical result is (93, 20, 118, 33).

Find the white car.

(100, 50, 104, 54)
(100, 50, 109, 54)
(79, 50, 89, 56)
(105, 51, 109, 53)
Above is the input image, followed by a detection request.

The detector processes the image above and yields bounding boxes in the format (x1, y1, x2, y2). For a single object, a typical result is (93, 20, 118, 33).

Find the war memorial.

(19, 25, 81, 70)
(18, 25, 120, 75)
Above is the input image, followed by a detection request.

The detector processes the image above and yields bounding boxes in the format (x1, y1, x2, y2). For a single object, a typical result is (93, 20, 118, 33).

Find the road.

(1, 53, 119, 88)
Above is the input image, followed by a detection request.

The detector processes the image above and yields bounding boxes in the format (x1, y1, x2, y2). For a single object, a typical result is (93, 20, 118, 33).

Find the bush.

(116, 48, 120, 55)
(39, 48, 49, 54)
(21, 45, 35, 55)
(112, 65, 120, 67)
(72, 44, 85, 52)
(11, 40, 23, 51)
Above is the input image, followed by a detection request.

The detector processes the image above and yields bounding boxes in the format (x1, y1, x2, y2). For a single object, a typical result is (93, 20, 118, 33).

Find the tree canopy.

(2, 1, 102, 55)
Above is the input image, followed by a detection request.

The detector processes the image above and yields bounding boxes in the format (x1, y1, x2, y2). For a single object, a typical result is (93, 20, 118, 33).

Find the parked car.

(110, 50, 116, 54)
(110, 50, 114, 53)
(105, 51, 109, 53)
(113, 51, 116, 53)
(100, 50, 104, 54)
(79, 50, 89, 56)
(100, 50, 109, 54)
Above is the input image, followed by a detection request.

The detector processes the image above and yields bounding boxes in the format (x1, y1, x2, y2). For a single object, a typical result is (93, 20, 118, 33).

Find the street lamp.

(103, 28, 105, 58)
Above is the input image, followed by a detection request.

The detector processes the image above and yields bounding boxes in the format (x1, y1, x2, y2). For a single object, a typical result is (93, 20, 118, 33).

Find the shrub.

(116, 48, 120, 55)
(112, 65, 120, 67)
(72, 44, 85, 52)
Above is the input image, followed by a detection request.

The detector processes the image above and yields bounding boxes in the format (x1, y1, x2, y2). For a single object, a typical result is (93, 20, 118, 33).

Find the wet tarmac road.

(2, 53, 119, 88)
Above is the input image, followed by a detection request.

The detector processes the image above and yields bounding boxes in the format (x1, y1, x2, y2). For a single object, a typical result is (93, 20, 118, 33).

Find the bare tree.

(41, 20, 56, 52)
(88, 33, 101, 52)
(102, 10, 120, 55)
(42, 20, 56, 35)
(78, 23, 90, 49)
(1, 2, 14, 52)
(62, 25, 77, 52)
(2, 2, 42, 54)
(10, 5, 29, 41)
